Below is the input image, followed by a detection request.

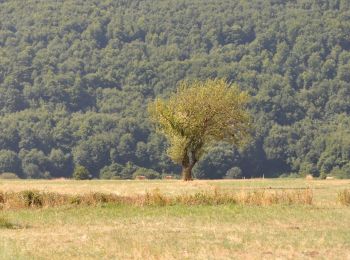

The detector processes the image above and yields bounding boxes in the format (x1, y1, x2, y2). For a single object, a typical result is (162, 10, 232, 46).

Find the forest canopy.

(0, 0, 349, 179)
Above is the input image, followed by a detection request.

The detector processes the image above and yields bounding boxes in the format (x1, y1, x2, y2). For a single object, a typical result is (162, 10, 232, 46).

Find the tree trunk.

(181, 150, 197, 181)
(182, 165, 193, 181)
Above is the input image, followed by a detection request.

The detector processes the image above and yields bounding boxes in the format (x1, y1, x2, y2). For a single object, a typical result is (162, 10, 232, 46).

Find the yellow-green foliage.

(148, 79, 251, 165)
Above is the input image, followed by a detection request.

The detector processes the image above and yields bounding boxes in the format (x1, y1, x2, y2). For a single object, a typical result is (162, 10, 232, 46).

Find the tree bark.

(181, 150, 197, 181)
(182, 165, 193, 181)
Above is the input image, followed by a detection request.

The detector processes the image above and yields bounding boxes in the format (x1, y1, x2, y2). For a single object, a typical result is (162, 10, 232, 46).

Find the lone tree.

(148, 79, 251, 181)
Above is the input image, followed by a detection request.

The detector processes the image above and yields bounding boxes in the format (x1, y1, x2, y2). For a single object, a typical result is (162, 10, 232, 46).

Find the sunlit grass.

(0, 215, 14, 229)
(338, 189, 350, 206)
(0, 179, 349, 259)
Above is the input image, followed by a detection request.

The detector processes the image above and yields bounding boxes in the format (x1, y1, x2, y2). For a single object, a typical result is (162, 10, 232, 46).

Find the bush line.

(0, 189, 313, 210)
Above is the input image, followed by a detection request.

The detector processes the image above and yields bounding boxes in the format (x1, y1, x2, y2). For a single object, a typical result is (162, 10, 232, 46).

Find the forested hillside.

(0, 0, 350, 179)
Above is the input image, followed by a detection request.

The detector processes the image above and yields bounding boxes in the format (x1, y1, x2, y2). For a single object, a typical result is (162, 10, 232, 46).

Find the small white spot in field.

(81, 234, 88, 241)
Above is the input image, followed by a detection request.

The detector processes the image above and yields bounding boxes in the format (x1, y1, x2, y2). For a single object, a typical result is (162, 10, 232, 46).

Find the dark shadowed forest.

(0, 0, 349, 179)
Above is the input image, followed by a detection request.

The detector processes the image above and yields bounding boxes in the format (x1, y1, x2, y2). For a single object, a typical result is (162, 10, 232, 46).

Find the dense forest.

(0, 0, 349, 179)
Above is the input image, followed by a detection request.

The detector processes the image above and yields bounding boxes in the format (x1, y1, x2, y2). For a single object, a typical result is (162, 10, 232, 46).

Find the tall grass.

(337, 189, 350, 206)
(0, 216, 14, 229)
(236, 189, 313, 206)
(0, 188, 313, 210)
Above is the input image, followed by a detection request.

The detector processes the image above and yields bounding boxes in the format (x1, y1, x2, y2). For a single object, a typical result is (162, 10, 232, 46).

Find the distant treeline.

(0, 0, 349, 179)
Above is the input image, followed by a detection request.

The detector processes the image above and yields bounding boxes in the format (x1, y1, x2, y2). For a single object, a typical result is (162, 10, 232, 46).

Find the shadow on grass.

(0, 216, 28, 229)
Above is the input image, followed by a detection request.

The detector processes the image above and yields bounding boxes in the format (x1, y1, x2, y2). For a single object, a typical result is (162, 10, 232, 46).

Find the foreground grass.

(0, 179, 350, 259)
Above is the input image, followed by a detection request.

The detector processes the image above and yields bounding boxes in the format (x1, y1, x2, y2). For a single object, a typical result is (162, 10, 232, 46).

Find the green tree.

(73, 165, 90, 180)
(99, 163, 124, 179)
(193, 144, 239, 179)
(20, 149, 50, 179)
(132, 168, 160, 179)
(225, 167, 243, 179)
(0, 150, 22, 176)
(148, 79, 251, 180)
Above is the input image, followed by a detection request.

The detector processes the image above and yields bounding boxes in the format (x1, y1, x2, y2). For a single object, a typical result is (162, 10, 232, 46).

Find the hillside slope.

(0, 0, 349, 179)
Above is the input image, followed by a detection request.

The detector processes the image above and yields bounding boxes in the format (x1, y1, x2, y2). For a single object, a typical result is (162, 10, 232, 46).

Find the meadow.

(0, 179, 350, 259)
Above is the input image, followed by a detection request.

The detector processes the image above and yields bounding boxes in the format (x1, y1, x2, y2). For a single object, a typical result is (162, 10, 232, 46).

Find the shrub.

(299, 162, 319, 177)
(0, 173, 19, 179)
(20, 190, 43, 207)
(225, 167, 243, 179)
(132, 168, 160, 179)
(73, 165, 90, 180)
(99, 163, 124, 179)
(289, 172, 301, 178)
(120, 162, 138, 179)
(331, 166, 350, 179)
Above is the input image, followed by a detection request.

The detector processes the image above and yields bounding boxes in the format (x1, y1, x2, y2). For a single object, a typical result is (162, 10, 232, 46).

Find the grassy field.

(0, 179, 350, 259)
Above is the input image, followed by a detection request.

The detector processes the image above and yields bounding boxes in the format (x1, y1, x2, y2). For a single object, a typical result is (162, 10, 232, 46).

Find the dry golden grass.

(338, 189, 350, 206)
(0, 179, 349, 259)
(0, 188, 313, 209)
(1, 178, 347, 206)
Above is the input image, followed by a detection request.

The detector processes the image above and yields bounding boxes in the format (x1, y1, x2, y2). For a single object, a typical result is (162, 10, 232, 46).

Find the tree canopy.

(149, 79, 251, 180)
